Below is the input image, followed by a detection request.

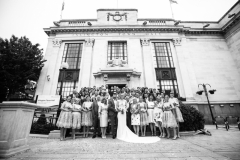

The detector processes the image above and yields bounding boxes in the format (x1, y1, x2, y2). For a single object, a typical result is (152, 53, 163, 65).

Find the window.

(62, 43, 83, 69)
(152, 42, 179, 96)
(56, 82, 77, 99)
(57, 43, 82, 98)
(107, 42, 127, 62)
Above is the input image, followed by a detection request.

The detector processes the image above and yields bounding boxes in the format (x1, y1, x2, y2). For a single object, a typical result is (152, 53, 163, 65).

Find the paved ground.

(6, 125, 240, 160)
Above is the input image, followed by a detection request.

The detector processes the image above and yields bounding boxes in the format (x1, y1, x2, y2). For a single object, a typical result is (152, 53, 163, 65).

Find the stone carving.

(52, 39, 62, 47)
(107, 58, 127, 67)
(107, 12, 128, 21)
(140, 38, 150, 46)
(85, 38, 95, 47)
(172, 38, 182, 46)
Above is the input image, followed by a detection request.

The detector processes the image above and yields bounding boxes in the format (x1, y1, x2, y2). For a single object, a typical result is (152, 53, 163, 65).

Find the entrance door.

(108, 84, 126, 90)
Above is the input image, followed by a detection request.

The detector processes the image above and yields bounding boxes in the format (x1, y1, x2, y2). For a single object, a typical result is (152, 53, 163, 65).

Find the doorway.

(107, 84, 126, 90)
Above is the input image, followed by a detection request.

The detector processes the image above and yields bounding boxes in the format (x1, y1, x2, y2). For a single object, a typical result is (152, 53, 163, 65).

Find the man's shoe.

(92, 135, 96, 139)
(98, 134, 102, 137)
(112, 135, 116, 139)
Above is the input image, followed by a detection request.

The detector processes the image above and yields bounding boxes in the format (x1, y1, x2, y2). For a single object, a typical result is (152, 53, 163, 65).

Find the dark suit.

(126, 102, 133, 132)
(108, 98, 118, 137)
(92, 100, 101, 136)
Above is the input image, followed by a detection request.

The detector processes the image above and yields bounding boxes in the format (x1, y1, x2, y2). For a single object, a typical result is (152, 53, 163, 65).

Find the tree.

(0, 35, 46, 101)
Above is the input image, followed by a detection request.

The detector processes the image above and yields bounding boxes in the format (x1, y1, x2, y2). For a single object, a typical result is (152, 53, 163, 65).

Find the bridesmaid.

(131, 98, 140, 136)
(56, 96, 73, 141)
(81, 95, 93, 137)
(147, 94, 156, 136)
(71, 98, 82, 139)
(169, 91, 184, 138)
(162, 95, 178, 140)
(99, 98, 108, 139)
(154, 96, 164, 137)
(138, 96, 148, 136)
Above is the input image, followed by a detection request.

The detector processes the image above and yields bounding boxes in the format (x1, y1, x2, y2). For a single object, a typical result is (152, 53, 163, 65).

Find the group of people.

(56, 84, 184, 143)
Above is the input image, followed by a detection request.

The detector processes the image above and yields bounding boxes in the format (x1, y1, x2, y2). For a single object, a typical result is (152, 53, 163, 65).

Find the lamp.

(196, 90, 204, 95)
(208, 89, 216, 94)
(88, 22, 92, 26)
(174, 20, 180, 26)
(203, 24, 210, 28)
(228, 13, 236, 18)
(220, 104, 224, 107)
(230, 104, 234, 107)
(61, 62, 69, 70)
(143, 21, 147, 26)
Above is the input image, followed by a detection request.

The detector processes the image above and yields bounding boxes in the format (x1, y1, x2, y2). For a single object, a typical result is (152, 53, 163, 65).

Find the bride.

(116, 94, 160, 143)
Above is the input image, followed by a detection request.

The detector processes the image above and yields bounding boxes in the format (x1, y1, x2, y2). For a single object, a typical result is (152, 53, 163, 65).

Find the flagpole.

(169, 0, 175, 19)
(60, 0, 64, 20)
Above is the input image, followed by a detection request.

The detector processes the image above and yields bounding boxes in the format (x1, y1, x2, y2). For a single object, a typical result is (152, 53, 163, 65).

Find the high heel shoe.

(172, 136, 177, 140)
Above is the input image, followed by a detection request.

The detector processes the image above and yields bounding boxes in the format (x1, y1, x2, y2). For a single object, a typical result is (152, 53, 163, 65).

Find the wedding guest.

(71, 98, 82, 139)
(154, 97, 164, 137)
(125, 95, 133, 131)
(169, 91, 184, 138)
(92, 96, 102, 138)
(56, 96, 73, 141)
(99, 98, 108, 138)
(131, 98, 140, 136)
(147, 94, 156, 136)
(138, 96, 148, 136)
(162, 95, 178, 140)
(108, 92, 118, 139)
(143, 93, 149, 103)
(81, 95, 93, 138)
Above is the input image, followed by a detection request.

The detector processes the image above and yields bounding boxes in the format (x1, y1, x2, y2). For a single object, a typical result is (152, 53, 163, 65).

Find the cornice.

(44, 26, 223, 36)
(97, 9, 138, 12)
(221, 11, 240, 34)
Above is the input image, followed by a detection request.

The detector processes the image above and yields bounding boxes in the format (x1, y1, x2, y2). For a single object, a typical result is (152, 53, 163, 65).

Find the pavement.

(5, 125, 240, 160)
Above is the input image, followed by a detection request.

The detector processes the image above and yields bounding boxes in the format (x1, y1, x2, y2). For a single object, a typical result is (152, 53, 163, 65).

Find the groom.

(108, 92, 118, 139)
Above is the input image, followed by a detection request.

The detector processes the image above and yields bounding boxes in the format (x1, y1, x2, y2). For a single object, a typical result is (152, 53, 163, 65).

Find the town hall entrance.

(108, 84, 126, 90)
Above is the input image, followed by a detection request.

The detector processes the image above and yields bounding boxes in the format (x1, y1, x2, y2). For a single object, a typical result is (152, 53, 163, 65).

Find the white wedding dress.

(116, 100, 160, 143)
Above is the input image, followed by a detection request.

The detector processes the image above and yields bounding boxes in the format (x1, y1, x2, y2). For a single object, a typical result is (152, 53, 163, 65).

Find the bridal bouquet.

(118, 106, 124, 114)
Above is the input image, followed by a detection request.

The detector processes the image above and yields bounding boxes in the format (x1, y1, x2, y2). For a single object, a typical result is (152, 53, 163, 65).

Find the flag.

(62, 2, 65, 11)
(169, 0, 178, 4)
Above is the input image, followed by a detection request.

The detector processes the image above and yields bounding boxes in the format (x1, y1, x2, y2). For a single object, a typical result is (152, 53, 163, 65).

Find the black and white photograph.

(0, 0, 240, 159)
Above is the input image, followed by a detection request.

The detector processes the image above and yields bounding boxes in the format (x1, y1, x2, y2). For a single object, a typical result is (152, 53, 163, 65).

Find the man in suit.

(108, 92, 118, 139)
(92, 95, 101, 138)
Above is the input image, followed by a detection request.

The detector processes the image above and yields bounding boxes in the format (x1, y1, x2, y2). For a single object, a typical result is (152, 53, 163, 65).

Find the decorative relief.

(172, 38, 182, 46)
(52, 39, 62, 47)
(85, 38, 95, 47)
(107, 58, 127, 67)
(107, 12, 128, 21)
(140, 38, 150, 46)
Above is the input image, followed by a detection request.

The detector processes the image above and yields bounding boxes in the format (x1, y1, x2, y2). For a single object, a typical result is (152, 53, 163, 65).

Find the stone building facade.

(35, 2, 240, 123)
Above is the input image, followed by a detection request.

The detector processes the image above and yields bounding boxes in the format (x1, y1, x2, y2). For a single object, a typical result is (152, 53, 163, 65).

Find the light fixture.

(47, 75, 50, 81)
(228, 13, 236, 18)
(220, 104, 224, 107)
(143, 21, 147, 26)
(61, 62, 69, 70)
(208, 89, 216, 94)
(174, 20, 180, 26)
(230, 104, 234, 107)
(196, 90, 204, 95)
(211, 105, 214, 108)
(88, 22, 92, 26)
(203, 24, 210, 28)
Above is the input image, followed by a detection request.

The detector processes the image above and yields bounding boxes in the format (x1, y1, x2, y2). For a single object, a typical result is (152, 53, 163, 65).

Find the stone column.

(172, 38, 195, 101)
(79, 38, 95, 87)
(0, 102, 37, 158)
(140, 38, 155, 88)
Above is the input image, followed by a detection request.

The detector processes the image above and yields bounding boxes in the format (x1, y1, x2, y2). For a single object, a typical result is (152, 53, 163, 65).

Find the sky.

(0, 0, 238, 53)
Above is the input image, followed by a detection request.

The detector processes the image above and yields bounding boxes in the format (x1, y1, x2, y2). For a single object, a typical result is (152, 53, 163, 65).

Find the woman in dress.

(98, 98, 108, 138)
(162, 95, 178, 140)
(81, 95, 93, 137)
(131, 98, 140, 136)
(154, 96, 164, 137)
(56, 96, 73, 141)
(147, 94, 156, 136)
(71, 98, 82, 139)
(138, 96, 148, 136)
(169, 92, 184, 138)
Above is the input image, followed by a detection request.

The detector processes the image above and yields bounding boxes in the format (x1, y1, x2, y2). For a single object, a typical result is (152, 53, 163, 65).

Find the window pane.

(107, 42, 127, 63)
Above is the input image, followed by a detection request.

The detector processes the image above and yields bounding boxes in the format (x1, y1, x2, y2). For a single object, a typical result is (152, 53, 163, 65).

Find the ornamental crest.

(107, 12, 128, 21)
